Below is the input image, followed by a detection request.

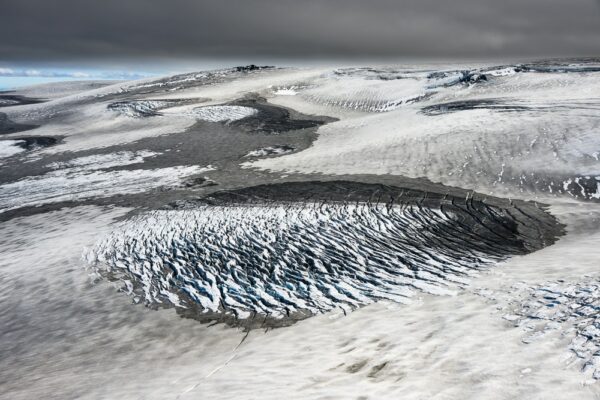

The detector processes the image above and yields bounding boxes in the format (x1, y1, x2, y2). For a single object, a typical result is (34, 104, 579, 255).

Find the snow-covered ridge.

(117, 65, 274, 94)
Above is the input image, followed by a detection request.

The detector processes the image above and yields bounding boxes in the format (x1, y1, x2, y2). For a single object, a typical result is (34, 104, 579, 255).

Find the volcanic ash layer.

(86, 181, 563, 329)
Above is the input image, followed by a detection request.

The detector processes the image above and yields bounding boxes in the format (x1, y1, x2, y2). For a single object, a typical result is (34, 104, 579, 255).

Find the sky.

(1, 0, 600, 84)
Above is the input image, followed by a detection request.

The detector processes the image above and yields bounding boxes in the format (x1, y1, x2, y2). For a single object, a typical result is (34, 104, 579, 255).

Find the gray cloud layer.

(1, 0, 600, 62)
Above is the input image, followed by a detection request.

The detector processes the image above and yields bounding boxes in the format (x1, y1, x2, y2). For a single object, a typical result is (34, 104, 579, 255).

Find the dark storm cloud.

(1, 0, 600, 62)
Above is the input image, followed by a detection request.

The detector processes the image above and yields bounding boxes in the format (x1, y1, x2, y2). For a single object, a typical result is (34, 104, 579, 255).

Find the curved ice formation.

(87, 181, 562, 328)
(244, 145, 295, 158)
(107, 99, 200, 117)
(189, 105, 258, 122)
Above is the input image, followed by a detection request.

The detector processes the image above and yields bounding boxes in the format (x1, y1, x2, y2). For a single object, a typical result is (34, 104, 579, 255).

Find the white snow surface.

(252, 68, 600, 201)
(0, 140, 25, 160)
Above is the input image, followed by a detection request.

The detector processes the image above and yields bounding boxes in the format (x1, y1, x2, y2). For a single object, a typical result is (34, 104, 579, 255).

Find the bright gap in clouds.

(0, 67, 157, 90)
